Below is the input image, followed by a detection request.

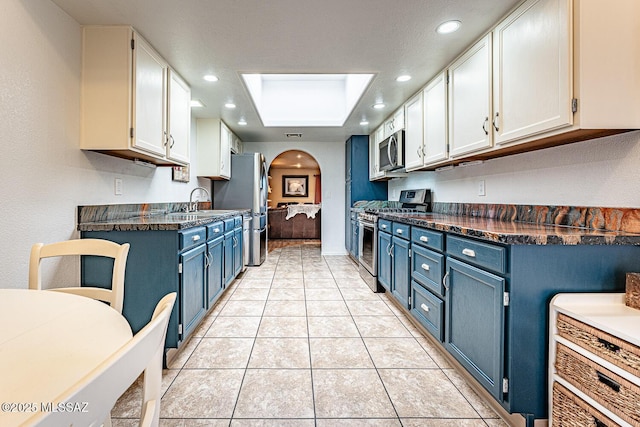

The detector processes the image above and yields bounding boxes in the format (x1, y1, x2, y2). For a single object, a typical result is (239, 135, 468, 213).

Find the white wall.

(244, 141, 346, 255)
(389, 130, 640, 208)
(0, 0, 209, 289)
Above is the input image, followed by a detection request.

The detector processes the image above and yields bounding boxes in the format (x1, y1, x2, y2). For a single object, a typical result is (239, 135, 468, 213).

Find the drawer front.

(557, 313, 640, 379)
(392, 222, 410, 239)
(206, 221, 224, 241)
(412, 227, 443, 252)
(412, 244, 445, 297)
(179, 227, 206, 251)
(410, 281, 444, 341)
(234, 216, 242, 228)
(446, 235, 506, 274)
(555, 343, 640, 426)
(378, 219, 392, 233)
(224, 218, 235, 232)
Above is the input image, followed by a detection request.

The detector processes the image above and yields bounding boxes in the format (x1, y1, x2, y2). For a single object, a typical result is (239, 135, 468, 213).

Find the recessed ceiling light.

(238, 119, 247, 126)
(225, 103, 236, 109)
(360, 120, 369, 126)
(396, 75, 411, 82)
(190, 99, 205, 108)
(296, 154, 302, 159)
(436, 20, 461, 34)
(373, 103, 386, 110)
(203, 74, 219, 82)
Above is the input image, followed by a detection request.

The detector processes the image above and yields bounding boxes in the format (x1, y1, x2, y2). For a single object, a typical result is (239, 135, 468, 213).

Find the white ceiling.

(51, 0, 521, 143)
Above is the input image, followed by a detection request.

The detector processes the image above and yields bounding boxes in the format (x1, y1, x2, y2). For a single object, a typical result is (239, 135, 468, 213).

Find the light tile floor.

(112, 243, 510, 427)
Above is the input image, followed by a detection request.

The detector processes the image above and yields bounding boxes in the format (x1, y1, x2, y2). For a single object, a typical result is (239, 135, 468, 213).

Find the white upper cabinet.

(422, 72, 448, 165)
(403, 92, 424, 171)
(196, 118, 238, 180)
(492, 0, 571, 145)
(448, 34, 493, 158)
(166, 70, 191, 165)
(80, 26, 190, 166)
(369, 125, 385, 180)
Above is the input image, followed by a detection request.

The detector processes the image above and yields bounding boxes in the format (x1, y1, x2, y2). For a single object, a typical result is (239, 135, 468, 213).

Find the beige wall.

(268, 168, 320, 207)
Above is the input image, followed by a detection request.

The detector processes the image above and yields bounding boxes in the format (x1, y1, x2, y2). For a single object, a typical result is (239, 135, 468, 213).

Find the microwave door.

(388, 134, 397, 168)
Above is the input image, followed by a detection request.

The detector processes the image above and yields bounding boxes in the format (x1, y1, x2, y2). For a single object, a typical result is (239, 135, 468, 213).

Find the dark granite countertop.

(378, 212, 640, 246)
(77, 202, 250, 232)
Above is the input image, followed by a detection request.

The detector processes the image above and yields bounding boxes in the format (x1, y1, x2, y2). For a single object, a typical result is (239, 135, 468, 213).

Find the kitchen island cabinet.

(377, 210, 640, 424)
(78, 205, 246, 361)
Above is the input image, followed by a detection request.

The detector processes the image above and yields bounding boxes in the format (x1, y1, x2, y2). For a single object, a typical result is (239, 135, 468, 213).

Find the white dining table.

(0, 288, 133, 426)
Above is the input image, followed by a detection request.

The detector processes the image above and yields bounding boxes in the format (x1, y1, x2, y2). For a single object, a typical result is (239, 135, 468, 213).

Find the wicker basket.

(555, 343, 640, 426)
(626, 273, 640, 310)
(552, 382, 619, 427)
(557, 313, 640, 378)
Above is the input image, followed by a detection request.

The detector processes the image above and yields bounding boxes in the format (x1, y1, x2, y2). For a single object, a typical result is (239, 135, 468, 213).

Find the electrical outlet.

(478, 180, 486, 197)
(114, 178, 123, 195)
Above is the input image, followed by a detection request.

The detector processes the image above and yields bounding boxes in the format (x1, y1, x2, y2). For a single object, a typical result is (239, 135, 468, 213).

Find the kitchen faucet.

(189, 187, 211, 212)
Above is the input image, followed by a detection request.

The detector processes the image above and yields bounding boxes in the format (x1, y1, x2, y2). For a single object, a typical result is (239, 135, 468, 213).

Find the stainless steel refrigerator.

(212, 153, 268, 266)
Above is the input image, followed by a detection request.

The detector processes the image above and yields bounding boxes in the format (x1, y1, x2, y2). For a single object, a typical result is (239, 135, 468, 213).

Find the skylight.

(241, 73, 374, 127)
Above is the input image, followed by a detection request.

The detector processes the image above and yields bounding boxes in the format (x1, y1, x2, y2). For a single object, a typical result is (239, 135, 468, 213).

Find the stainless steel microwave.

(378, 130, 405, 171)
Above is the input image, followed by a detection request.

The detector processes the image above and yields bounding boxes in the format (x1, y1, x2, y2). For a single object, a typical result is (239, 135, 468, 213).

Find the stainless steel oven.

(358, 212, 381, 292)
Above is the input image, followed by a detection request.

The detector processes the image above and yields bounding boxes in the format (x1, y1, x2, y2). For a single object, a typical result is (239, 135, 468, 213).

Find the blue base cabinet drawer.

(411, 281, 444, 341)
(179, 227, 206, 251)
(412, 244, 445, 297)
(412, 227, 443, 251)
(392, 222, 410, 238)
(378, 219, 392, 233)
(447, 235, 507, 274)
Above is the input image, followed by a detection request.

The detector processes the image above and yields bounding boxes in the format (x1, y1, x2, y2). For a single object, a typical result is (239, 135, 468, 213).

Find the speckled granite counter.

(379, 203, 640, 245)
(77, 202, 250, 232)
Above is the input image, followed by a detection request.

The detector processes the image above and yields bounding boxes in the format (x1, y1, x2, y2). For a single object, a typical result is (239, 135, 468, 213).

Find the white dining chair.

(29, 292, 176, 427)
(29, 239, 130, 313)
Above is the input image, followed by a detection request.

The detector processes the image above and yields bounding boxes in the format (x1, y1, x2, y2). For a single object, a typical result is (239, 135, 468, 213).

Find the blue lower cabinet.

(233, 223, 242, 276)
(391, 234, 411, 309)
(410, 281, 444, 341)
(179, 243, 208, 340)
(411, 243, 445, 297)
(223, 230, 234, 286)
(206, 236, 224, 308)
(378, 230, 392, 291)
(445, 256, 505, 400)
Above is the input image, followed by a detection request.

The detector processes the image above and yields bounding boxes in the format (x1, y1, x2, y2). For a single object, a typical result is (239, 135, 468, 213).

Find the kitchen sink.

(166, 210, 237, 220)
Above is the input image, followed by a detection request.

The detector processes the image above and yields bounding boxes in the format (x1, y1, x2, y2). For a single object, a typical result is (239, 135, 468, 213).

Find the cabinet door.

(166, 69, 191, 165)
(207, 237, 224, 308)
(133, 34, 167, 157)
(180, 244, 207, 341)
(423, 72, 449, 165)
(369, 127, 384, 180)
(404, 92, 425, 171)
(233, 227, 243, 277)
(220, 123, 232, 179)
(445, 256, 505, 399)
(493, 0, 571, 145)
(448, 34, 492, 157)
(223, 231, 234, 286)
(378, 231, 392, 291)
(392, 236, 411, 309)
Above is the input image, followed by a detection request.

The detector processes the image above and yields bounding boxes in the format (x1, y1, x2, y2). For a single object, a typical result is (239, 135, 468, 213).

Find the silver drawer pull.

(396, 229, 403, 234)
(462, 248, 476, 257)
(421, 263, 430, 271)
(420, 303, 430, 312)
(381, 224, 387, 229)
(213, 228, 220, 233)
(192, 235, 201, 242)
(419, 236, 429, 242)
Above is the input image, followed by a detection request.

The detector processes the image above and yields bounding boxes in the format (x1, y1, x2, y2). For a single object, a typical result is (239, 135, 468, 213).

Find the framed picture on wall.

(282, 175, 308, 197)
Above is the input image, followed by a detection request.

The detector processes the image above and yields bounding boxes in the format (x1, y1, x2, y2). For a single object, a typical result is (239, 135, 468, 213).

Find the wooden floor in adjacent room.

(268, 238, 321, 252)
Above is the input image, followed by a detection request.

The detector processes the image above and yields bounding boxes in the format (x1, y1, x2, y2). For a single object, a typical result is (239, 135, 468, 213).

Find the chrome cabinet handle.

(419, 236, 428, 242)
(213, 228, 220, 233)
(492, 112, 500, 132)
(443, 271, 450, 291)
(381, 224, 387, 229)
(390, 244, 395, 257)
(421, 263, 430, 271)
(396, 229, 403, 234)
(192, 235, 201, 242)
(386, 243, 391, 256)
(462, 248, 476, 258)
(482, 117, 489, 135)
(169, 134, 175, 148)
(420, 303, 430, 313)
(163, 130, 169, 147)
(205, 252, 211, 267)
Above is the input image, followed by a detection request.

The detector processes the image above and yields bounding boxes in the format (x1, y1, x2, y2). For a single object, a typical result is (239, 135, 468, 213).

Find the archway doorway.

(267, 150, 321, 252)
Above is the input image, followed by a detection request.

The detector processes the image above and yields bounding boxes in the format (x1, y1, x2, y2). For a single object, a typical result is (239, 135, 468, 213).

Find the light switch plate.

(114, 178, 123, 195)
(478, 180, 486, 196)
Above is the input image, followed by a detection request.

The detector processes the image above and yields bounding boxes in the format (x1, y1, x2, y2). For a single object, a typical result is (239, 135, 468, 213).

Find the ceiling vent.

(285, 133, 303, 139)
